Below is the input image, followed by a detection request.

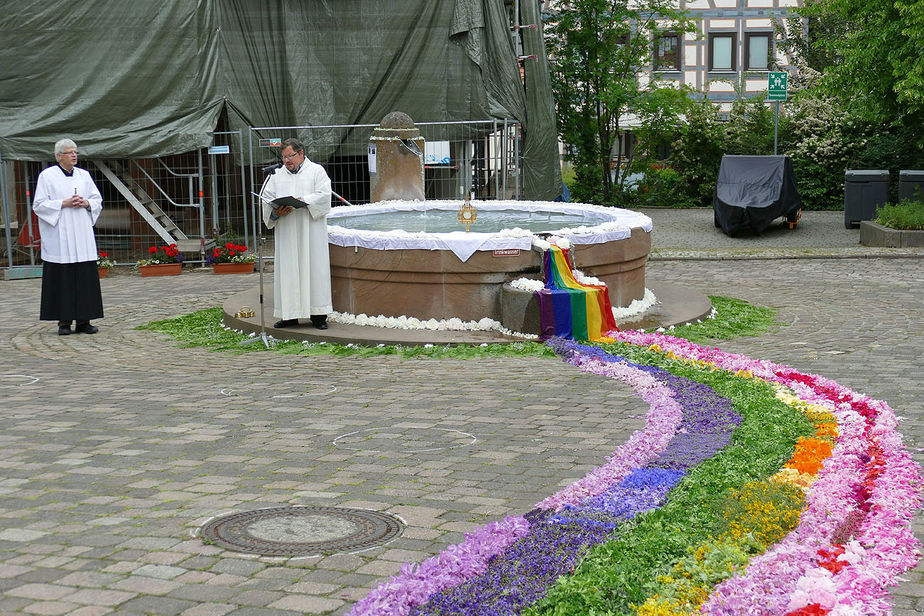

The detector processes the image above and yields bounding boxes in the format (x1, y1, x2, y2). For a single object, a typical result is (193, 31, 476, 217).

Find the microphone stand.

(240, 179, 276, 349)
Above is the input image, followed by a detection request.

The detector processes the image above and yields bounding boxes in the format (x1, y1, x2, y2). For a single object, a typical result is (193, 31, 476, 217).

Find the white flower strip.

(330, 311, 500, 332)
(328, 200, 652, 262)
(327, 311, 538, 340)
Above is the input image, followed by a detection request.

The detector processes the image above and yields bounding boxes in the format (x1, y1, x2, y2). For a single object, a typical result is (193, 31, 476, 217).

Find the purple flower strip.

(535, 348, 684, 511)
(408, 343, 738, 616)
(552, 468, 685, 524)
(346, 516, 530, 616)
(409, 511, 614, 616)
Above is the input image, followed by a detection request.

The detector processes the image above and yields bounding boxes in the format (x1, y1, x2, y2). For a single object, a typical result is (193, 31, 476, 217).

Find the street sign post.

(768, 71, 788, 101)
(768, 72, 788, 155)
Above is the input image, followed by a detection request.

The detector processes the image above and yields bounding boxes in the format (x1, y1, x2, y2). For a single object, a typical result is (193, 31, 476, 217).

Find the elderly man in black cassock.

(33, 139, 104, 335)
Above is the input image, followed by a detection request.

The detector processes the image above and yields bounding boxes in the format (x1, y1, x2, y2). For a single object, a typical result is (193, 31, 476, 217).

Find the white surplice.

(260, 160, 333, 319)
(33, 165, 103, 263)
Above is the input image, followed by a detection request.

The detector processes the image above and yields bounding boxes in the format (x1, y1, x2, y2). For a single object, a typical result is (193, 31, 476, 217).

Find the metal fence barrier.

(1, 120, 522, 270)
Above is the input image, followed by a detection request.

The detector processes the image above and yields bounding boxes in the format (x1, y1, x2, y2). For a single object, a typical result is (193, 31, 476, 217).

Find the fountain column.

(369, 111, 426, 202)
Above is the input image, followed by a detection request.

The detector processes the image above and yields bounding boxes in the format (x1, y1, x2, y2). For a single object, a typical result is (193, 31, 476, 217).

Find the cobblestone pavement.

(1, 217, 923, 614)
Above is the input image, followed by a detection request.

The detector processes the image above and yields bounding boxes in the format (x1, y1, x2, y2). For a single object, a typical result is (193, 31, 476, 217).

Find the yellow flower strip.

(632, 367, 839, 615)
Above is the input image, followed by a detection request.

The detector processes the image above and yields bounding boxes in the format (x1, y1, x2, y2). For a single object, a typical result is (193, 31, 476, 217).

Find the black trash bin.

(899, 170, 924, 202)
(844, 170, 889, 228)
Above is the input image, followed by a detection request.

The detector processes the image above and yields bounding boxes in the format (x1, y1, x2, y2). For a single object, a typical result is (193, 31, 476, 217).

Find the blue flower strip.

(409, 340, 741, 616)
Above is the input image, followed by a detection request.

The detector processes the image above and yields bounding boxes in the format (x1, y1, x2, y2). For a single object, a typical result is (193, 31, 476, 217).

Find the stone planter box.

(859, 221, 924, 248)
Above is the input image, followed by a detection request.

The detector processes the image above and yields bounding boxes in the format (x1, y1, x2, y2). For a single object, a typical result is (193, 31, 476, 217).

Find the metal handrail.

(130, 160, 199, 208)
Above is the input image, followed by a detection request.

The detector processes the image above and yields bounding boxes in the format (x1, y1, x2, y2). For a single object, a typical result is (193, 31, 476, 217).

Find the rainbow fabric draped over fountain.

(535, 246, 617, 341)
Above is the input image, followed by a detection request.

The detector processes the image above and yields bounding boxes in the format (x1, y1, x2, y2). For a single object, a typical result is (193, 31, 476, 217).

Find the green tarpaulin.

(0, 0, 561, 199)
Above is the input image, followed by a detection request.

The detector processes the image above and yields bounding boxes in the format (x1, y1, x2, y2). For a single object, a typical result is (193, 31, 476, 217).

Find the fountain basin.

(327, 200, 652, 323)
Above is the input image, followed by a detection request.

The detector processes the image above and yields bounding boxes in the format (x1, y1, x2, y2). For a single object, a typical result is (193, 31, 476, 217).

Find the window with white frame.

(709, 33, 736, 71)
(745, 33, 771, 70)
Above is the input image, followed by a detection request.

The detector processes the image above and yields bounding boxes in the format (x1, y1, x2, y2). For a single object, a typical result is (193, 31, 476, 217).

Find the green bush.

(875, 200, 924, 230)
(631, 165, 701, 208)
(590, 72, 921, 210)
(667, 100, 727, 207)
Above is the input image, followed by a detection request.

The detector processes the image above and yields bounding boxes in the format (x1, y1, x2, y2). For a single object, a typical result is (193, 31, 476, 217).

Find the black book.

(266, 196, 305, 221)
(268, 196, 306, 210)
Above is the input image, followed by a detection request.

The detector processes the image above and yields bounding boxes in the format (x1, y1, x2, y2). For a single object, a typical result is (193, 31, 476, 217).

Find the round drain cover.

(201, 506, 404, 556)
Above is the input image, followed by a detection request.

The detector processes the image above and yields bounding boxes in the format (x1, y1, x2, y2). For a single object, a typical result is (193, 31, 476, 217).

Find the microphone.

(262, 163, 283, 174)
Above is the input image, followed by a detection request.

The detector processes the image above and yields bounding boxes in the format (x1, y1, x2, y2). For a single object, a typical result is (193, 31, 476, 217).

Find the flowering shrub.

(138, 244, 184, 266)
(207, 242, 256, 264)
(96, 250, 115, 269)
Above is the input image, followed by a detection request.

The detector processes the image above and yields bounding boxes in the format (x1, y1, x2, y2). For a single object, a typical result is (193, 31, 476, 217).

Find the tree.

(775, 5, 849, 75)
(796, 0, 924, 123)
(546, 0, 695, 204)
(776, 0, 923, 207)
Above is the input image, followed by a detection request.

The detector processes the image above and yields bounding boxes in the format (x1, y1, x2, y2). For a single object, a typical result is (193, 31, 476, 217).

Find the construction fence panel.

(1, 121, 521, 269)
(247, 119, 522, 213)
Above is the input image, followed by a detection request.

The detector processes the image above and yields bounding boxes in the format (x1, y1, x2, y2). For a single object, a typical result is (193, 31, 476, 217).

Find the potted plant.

(137, 243, 184, 277)
(97, 250, 115, 278)
(207, 242, 256, 274)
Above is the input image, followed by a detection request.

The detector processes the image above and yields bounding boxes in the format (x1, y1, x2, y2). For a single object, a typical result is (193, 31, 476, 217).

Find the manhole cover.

(200, 506, 404, 556)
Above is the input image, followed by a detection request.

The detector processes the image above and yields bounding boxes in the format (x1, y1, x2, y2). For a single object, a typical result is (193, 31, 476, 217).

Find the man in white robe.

(33, 139, 104, 335)
(260, 138, 333, 329)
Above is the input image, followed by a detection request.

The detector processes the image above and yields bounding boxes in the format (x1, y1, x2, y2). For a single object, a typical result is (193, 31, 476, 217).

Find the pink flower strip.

(613, 330, 922, 615)
(827, 429, 921, 614)
(346, 516, 530, 616)
(700, 398, 868, 614)
(535, 357, 683, 512)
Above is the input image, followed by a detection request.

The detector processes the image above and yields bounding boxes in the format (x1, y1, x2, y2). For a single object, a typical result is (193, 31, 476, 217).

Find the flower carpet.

(347, 333, 921, 616)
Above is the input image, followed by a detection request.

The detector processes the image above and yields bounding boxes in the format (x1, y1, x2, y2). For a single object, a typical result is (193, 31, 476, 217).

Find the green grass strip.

(523, 342, 814, 616)
(137, 307, 555, 360)
(665, 296, 782, 344)
(138, 296, 780, 359)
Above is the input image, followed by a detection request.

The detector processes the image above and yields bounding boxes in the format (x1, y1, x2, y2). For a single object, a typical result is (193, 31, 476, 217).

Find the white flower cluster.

(548, 236, 571, 249)
(493, 227, 533, 238)
(572, 269, 603, 286)
(531, 235, 572, 251)
(555, 220, 631, 236)
(612, 288, 657, 322)
(509, 277, 546, 292)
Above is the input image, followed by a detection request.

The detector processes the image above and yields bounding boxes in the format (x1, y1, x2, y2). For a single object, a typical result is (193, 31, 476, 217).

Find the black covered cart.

(713, 155, 802, 235)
